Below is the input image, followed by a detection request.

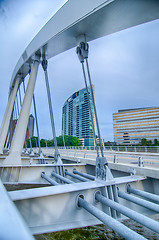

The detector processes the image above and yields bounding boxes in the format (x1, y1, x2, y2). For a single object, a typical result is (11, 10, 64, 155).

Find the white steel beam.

(0, 75, 20, 154)
(0, 179, 35, 240)
(8, 176, 145, 235)
(5, 56, 40, 165)
(10, 0, 159, 89)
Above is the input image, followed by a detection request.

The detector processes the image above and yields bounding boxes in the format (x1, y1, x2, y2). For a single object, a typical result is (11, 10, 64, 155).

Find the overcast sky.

(0, 0, 159, 142)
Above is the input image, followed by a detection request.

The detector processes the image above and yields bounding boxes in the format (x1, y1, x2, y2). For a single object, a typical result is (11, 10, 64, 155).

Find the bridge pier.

(4, 56, 40, 165)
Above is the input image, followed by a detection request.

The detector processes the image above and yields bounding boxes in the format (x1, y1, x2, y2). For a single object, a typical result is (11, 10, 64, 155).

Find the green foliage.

(72, 136, 81, 146)
(47, 135, 82, 147)
(154, 138, 159, 146)
(147, 140, 152, 146)
(40, 139, 46, 147)
(31, 136, 38, 147)
(47, 139, 54, 147)
(140, 138, 159, 146)
(57, 136, 64, 146)
(25, 135, 82, 148)
(25, 139, 30, 148)
(25, 137, 38, 147)
(141, 138, 147, 146)
(63, 135, 81, 146)
(35, 225, 123, 240)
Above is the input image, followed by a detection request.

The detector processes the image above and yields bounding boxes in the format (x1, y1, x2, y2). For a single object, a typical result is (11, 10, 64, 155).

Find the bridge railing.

(53, 148, 159, 168)
(56, 145, 159, 153)
(23, 146, 159, 168)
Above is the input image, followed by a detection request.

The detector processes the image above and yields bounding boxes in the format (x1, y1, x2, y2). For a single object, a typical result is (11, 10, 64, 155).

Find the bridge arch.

(1, 0, 159, 159)
(10, 0, 159, 89)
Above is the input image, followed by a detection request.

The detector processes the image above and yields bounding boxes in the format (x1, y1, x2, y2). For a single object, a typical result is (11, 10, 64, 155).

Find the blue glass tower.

(62, 86, 95, 146)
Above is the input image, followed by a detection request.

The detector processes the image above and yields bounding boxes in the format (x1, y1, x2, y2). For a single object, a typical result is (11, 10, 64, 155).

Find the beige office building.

(113, 107, 159, 145)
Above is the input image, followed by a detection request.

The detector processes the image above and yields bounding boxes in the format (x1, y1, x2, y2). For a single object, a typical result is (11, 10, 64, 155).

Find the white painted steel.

(58, 145, 159, 153)
(0, 180, 35, 240)
(78, 197, 146, 240)
(7, 175, 145, 235)
(127, 185, 159, 203)
(0, 76, 20, 154)
(12, 184, 103, 234)
(9, 175, 144, 201)
(41, 172, 59, 186)
(57, 148, 159, 167)
(10, 0, 159, 89)
(118, 191, 159, 213)
(95, 192, 159, 234)
(5, 57, 40, 165)
(0, 0, 159, 237)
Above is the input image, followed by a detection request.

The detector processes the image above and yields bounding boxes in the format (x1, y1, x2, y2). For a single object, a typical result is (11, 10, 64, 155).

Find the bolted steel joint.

(80, 42, 89, 58)
(28, 65, 31, 75)
(41, 58, 48, 71)
(96, 156, 108, 180)
(76, 46, 84, 63)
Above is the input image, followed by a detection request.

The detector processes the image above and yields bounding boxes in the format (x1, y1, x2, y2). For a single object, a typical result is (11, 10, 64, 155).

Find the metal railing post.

(114, 155, 118, 163)
(138, 156, 144, 167)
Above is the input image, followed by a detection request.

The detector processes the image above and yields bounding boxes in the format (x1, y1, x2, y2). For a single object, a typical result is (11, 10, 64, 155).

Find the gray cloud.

(0, 1, 159, 142)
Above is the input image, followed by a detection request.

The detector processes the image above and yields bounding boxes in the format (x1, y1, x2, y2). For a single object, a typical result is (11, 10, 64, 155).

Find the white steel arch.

(0, 0, 159, 162)
(10, 0, 159, 89)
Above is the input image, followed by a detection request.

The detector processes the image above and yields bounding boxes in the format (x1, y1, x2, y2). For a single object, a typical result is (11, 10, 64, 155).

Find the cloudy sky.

(0, 0, 159, 142)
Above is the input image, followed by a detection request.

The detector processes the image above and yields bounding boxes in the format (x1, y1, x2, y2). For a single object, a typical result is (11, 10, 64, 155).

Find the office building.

(96, 138, 105, 147)
(25, 114, 34, 139)
(113, 107, 159, 145)
(62, 86, 95, 146)
(12, 114, 34, 140)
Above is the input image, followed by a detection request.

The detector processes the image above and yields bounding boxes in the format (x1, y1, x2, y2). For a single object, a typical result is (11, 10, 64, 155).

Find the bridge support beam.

(0, 75, 20, 154)
(5, 56, 40, 165)
(95, 191, 159, 234)
(0, 179, 35, 239)
(41, 171, 59, 186)
(78, 196, 146, 240)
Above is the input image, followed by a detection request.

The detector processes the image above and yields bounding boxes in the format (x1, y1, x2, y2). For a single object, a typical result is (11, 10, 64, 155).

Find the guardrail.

(20, 146, 159, 168)
(57, 145, 159, 153)
(11, 145, 159, 155)
(57, 149, 159, 168)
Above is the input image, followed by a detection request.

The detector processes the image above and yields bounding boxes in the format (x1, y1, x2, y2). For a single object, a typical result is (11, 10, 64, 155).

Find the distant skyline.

(0, 0, 159, 141)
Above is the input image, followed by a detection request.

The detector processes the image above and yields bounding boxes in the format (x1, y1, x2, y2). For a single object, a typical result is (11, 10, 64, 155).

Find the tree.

(31, 137, 38, 147)
(147, 140, 152, 146)
(47, 139, 54, 147)
(141, 138, 147, 146)
(57, 136, 64, 146)
(64, 135, 72, 146)
(24, 135, 82, 148)
(154, 139, 159, 146)
(25, 139, 30, 148)
(40, 139, 46, 147)
(72, 136, 81, 146)
(59, 135, 82, 146)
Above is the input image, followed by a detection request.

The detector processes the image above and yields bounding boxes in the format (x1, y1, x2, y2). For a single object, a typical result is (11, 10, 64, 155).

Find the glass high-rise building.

(62, 86, 95, 146)
(113, 107, 159, 145)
